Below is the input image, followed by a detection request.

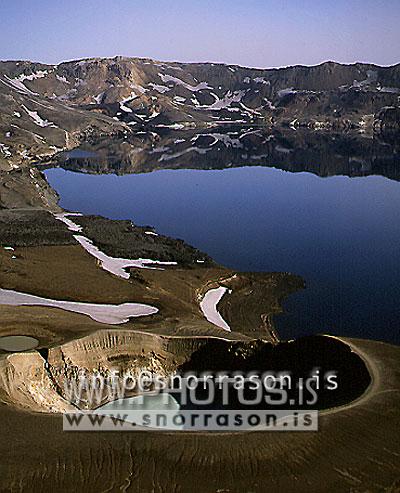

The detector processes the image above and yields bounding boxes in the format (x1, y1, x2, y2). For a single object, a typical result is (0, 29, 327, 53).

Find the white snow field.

(200, 286, 231, 331)
(0, 288, 158, 324)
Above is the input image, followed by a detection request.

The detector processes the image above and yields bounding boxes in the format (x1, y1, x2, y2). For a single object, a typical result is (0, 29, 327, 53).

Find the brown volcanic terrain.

(0, 226, 302, 347)
(0, 178, 399, 491)
(0, 332, 398, 492)
(0, 56, 399, 493)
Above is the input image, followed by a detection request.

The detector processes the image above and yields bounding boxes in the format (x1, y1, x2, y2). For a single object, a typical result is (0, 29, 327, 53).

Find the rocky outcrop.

(0, 167, 60, 209)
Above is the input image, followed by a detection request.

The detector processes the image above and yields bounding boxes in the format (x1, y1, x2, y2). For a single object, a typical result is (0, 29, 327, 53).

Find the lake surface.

(46, 164, 400, 344)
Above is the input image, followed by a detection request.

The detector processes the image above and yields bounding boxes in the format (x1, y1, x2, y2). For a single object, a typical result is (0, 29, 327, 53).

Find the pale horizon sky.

(1, 0, 399, 69)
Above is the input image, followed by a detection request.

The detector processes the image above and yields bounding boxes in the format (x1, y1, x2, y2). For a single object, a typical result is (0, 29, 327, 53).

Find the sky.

(0, 0, 399, 68)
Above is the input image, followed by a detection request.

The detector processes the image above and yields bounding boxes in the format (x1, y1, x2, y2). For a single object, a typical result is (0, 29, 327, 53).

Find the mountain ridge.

(2, 56, 399, 70)
(0, 56, 399, 170)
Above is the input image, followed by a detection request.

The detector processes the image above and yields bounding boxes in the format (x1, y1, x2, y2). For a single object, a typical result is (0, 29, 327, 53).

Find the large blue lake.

(46, 166, 400, 344)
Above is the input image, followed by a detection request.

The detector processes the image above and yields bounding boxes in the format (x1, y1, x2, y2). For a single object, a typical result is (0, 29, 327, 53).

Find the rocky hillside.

(0, 56, 399, 169)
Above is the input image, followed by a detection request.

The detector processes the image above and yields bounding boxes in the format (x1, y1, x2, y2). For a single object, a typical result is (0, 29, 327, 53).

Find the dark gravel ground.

(0, 207, 213, 267)
(65, 214, 214, 266)
(0, 210, 75, 247)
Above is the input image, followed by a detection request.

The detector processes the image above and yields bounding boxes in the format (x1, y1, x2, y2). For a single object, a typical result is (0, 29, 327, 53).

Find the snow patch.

(174, 95, 186, 103)
(159, 73, 212, 92)
(130, 82, 147, 94)
(254, 77, 270, 85)
(240, 102, 262, 116)
(277, 88, 297, 98)
(54, 213, 83, 232)
(351, 70, 378, 89)
(94, 92, 105, 104)
(2, 75, 37, 95)
(197, 90, 246, 111)
(16, 70, 49, 82)
(200, 287, 230, 331)
(202, 133, 243, 148)
(55, 213, 177, 278)
(75, 235, 177, 278)
(119, 92, 138, 113)
(378, 86, 400, 94)
(263, 98, 276, 110)
(0, 143, 11, 158)
(148, 83, 171, 94)
(156, 123, 186, 130)
(22, 105, 57, 128)
(56, 75, 69, 84)
(148, 108, 160, 119)
(158, 146, 211, 161)
(0, 288, 157, 324)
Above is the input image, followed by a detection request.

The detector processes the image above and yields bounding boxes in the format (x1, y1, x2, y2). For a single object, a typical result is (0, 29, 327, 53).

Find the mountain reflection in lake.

(45, 129, 400, 343)
(53, 128, 400, 181)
